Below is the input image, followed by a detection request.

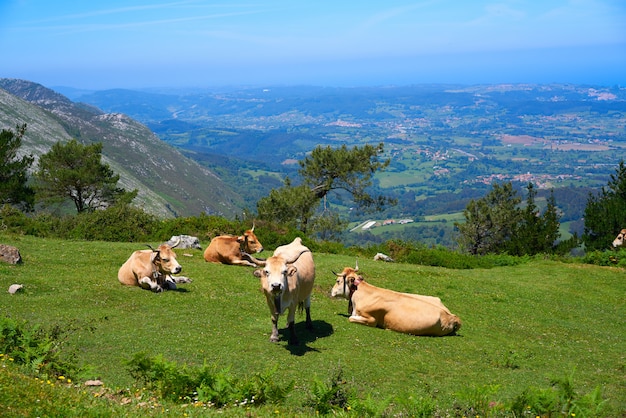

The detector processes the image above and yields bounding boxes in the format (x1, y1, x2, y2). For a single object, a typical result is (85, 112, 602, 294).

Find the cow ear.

(237, 235, 245, 243)
(151, 251, 160, 263)
(287, 266, 298, 277)
(253, 269, 262, 279)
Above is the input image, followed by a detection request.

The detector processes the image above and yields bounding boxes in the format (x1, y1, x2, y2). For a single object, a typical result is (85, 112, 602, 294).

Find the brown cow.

(613, 229, 626, 248)
(253, 237, 315, 344)
(118, 242, 189, 292)
(331, 266, 461, 336)
(203, 225, 265, 266)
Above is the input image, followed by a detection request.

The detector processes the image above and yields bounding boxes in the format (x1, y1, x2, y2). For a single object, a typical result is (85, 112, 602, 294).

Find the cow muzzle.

(171, 265, 182, 274)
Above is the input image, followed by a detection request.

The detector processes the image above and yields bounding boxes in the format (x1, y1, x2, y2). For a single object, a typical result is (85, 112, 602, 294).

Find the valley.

(69, 83, 625, 244)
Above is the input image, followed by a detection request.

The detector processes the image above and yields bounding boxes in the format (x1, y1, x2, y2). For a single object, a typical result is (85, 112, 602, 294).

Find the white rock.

(8, 284, 23, 294)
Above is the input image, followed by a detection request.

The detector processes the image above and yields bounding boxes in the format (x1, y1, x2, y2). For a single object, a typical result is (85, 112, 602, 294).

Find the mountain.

(0, 79, 244, 218)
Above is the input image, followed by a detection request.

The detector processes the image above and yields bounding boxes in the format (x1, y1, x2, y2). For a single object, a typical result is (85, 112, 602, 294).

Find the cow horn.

(354, 258, 359, 272)
(251, 222, 255, 232)
(170, 237, 181, 248)
(332, 270, 339, 276)
(146, 244, 157, 252)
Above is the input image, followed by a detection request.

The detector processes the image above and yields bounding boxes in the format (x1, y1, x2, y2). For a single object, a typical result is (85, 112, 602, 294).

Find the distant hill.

(0, 79, 244, 218)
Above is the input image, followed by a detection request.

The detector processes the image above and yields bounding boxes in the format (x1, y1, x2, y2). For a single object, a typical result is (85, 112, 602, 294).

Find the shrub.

(0, 316, 82, 380)
(582, 248, 626, 267)
(510, 372, 607, 417)
(126, 352, 293, 408)
(304, 366, 352, 415)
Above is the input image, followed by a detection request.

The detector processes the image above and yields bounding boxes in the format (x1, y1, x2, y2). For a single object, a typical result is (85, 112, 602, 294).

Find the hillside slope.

(0, 79, 244, 218)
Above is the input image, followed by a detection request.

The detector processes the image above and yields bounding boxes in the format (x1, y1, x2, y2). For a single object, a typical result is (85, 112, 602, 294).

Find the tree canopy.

(257, 143, 393, 234)
(456, 182, 563, 256)
(34, 139, 136, 213)
(0, 124, 35, 211)
(583, 160, 626, 251)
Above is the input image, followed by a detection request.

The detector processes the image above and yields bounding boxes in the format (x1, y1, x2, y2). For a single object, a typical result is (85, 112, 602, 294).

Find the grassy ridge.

(0, 234, 625, 416)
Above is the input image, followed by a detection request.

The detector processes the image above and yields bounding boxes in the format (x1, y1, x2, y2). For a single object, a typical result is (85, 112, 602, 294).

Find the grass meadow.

(0, 233, 624, 416)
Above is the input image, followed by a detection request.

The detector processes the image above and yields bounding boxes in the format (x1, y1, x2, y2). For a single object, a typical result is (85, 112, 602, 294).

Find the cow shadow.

(278, 320, 334, 356)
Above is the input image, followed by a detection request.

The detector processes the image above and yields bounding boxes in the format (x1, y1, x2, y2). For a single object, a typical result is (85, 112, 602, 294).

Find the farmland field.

(1, 234, 625, 416)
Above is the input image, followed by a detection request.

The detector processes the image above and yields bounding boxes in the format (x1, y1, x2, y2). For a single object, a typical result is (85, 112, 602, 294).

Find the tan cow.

(613, 229, 626, 248)
(331, 266, 461, 336)
(203, 225, 265, 266)
(253, 237, 315, 344)
(118, 242, 188, 292)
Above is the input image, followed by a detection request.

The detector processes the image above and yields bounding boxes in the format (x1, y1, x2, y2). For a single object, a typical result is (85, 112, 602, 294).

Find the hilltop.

(0, 79, 244, 218)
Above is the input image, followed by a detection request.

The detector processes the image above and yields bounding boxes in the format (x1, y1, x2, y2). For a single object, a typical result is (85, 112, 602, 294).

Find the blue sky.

(1, 0, 625, 89)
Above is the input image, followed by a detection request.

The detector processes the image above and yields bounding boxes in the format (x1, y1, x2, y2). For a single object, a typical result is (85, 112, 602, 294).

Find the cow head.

(238, 225, 263, 254)
(613, 229, 626, 248)
(331, 263, 363, 314)
(254, 256, 297, 315)
(147, 243, 182, 275)
(330, 265, 362, 299)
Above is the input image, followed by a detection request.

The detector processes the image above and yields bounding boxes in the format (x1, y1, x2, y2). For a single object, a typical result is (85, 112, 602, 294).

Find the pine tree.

(0, 124, 35, 211)
(583, 160, 626, 250)
(35, 139, 136, 213)
(456, 182, 521, 255)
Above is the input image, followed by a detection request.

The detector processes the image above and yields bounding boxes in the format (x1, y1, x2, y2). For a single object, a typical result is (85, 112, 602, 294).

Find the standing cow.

(118, 242, 189, 292)
(253, 237, 315, 344)
(613, 229, 626, 248)
(331, 266, 461, 336)
(203, 225, 265, 266)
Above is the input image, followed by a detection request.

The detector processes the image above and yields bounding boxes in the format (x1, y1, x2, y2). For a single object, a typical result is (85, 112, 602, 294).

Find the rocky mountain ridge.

(0, 78, 244, 218)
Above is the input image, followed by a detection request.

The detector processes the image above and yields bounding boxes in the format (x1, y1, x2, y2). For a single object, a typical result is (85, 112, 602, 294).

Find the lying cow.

(253, 237, 315, 344)
(331, 266, 461, 336)
(613, 229, 625, 248)
(118, 242, 190, 292)
(203, 225, 265, 266)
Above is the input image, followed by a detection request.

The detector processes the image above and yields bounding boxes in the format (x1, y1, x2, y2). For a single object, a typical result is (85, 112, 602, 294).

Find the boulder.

(167, 235, 202, 250)
(0, 244, 22, 264)
(8, 284, 23, 294)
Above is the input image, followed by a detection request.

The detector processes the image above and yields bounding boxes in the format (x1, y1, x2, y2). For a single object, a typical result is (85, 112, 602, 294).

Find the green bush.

(0, 316, 82, 380)
(510, 372, 607, 418)
(126, 352, 293, 408)
(582, 248, 626, 267)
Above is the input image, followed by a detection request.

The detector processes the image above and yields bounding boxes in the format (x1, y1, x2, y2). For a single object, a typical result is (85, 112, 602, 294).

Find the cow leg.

(349, 314, 377, 327)
(286, 306, 299, 345)
(287, 321, 299, 345)
(240, 252, 266, 266)
(270, 315, 280, 342)
(169, 275, 192, 284)
(139, 277, 163, 292)
(304, 296, 313, 331)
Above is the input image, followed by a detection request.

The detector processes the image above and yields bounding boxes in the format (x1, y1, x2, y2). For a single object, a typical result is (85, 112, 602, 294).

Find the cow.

(203, 225, 265, 266)
(330, 265, 461, 336)
(167, 235, 202, 250)
(118, 241, 189, 292)
(612, 229, 626, 248)
(253, 237, 315, 344)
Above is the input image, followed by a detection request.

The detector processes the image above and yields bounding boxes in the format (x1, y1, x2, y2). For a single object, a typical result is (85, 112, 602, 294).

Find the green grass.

(1, 233, 625, 416)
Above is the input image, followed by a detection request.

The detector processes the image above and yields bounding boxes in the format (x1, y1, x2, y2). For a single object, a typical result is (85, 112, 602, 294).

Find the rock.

(8, 284, 23, 294)
(0, 244, 22, 264)
(167, 235, 202, 250)
(373, 252, 394, 262)
(84, 380, 104, 386)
